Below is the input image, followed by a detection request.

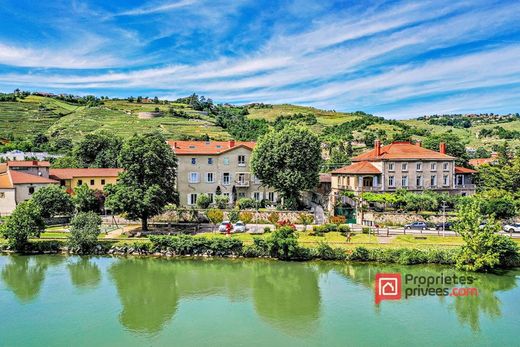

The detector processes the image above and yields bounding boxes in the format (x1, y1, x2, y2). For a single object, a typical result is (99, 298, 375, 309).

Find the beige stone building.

(329, 141, 477, 215)
(168, 140, 277, 206)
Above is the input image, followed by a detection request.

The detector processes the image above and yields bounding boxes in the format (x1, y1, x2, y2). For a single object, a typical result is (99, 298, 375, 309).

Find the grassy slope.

(1, 96, 519, 148)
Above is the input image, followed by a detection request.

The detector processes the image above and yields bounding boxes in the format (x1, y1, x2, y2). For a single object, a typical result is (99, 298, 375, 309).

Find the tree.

(454, 200, 519, 271)
(251, 127, 321, 209)
(73, 184, 100, 213)
(31, 185, 74, 218)
(239, 211, 253, 224)
(196, 194, 212, 209)
(206, 208, 224, 232)
(423, 133, 468, 166)
(67, 211, 102, 252)
(0, 200, 45, 250)
(73, 132, 122, 168)
(105, 132, 178, 231)
(214, 195, 228, 209)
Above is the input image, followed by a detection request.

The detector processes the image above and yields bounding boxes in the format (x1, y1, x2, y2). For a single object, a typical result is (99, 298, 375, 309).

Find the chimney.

(415, 140, 422, 147)
(374, 139, 381, 157)
(229, 140, 236, 148)
(439, 142, 446, 154)
(32, 160, 38, 165)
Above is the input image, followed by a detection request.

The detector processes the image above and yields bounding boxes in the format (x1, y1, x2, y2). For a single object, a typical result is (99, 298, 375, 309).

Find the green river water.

(0, 255, 518, 346)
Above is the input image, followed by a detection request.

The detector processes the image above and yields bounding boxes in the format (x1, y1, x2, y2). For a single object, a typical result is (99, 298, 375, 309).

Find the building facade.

(168, 140, 277, 206)
(329, 141, 477, 213)
(50, 168, 122, 194)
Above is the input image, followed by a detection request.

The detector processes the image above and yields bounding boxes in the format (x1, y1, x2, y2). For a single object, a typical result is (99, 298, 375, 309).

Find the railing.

(235, 180, 250, 187)
(455, 184, 476, 189)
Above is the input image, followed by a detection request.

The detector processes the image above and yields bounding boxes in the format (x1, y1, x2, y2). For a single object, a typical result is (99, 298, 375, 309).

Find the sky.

(0, 0, 519, 119)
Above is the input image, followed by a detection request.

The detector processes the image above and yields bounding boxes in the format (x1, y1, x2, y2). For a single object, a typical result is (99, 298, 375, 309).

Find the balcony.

(455, 184, 476, 189)
(235, 180, 250, 187)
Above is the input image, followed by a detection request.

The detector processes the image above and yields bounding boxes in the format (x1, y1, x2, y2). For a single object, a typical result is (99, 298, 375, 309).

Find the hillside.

(0, 94, 519, 153)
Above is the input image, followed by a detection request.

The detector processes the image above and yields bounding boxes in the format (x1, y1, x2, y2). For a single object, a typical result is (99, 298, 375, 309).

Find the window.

(401, 163, 408, 171)
(101, 179, 105, 185)
(188, 193, 198, 205)
(238, 155, 246, 166)
(416, 162, 422, 171)
(401, 176, 408, 187)
(388, 163, 395, 171)
(238, 192, 246, 198)
(388, 176, 395, 187)
(0, 192, 5, 199)
(90, 179, 95, 186)
(268, 192, 275, 202)
(456, 175, 464, 186)
(430, 175, 437, 187)
(77, 180, 83, 186)
(207, 193, 214, 202)
(443, 162, 449, 171)
(191, 158, 196, 165)
(253, 192, 261, 201)
(206, 172, 215, 183)
(443, 175, 449, 186)
(28, 186, 35, 195)
(416, 175, 423, 187)
(188, 172, 200, 183)
(208, 158, 213, 165)
(60, 180, 66, 186)
(223, 173, 231, 185)
(430, 163, 437, 171)
(223, 157, 229, 165)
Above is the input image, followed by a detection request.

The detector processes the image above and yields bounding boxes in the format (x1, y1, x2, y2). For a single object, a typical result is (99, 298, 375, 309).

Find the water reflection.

(108, 258, 321, 336)
(328, 262, 519, 331)
(1, 255, 65, 302)
(67, 258, 102, 290)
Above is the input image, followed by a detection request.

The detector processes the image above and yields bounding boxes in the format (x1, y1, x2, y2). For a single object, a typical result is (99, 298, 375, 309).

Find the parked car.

(218, 221, 233, 233)
(503, 223, 520, 233)
(435, 222, 453, 231)
(404, 221, 428, 230)
(234, 221, 246, 233)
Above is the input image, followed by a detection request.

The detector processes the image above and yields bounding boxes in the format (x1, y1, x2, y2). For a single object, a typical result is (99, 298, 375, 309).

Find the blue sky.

(0, 0, 519, 118)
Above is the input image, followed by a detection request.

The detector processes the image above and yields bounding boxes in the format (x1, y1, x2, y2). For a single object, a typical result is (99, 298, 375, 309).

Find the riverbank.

(1, 233, 519, 268)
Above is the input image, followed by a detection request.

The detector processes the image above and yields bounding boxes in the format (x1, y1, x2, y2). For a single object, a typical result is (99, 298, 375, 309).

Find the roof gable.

(9, 170, 58, 184)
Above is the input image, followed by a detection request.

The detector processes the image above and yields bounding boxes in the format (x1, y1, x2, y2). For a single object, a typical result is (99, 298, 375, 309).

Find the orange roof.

(0, 173, 13, 189)
(167, 140, 256, 155)
(50, 168, 123, 180)
(0, 163, 6, 173)
(331, 161, 381, 174)
(468, 158, 496, 167)
(7, 160, 51, 167)
(352, 142, 455, 161)
(8, 170, 58, 184)
(455, 166, 477, 174)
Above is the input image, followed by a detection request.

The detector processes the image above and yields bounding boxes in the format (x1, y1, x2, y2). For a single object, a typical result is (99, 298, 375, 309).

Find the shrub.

(228, 208, 240, 223)
(237, 198, 256, 209)
(149, 235, 243, 256)
(196, 194, 212, 209)
(214, 195, 229, 209)
(349, 247, 370, 261)
(31, 185, 74, 218)
(206, 208, 224, 231)
(397, 248, 427, 265)
(361, 227, 370, 234)
(263, 226, 271, 233)
(297, 213, 314, 231)
(67, 211, 102, 253)
(338, 224, 351, 233)
(265, 226, 309, 260)
(276, 220, 296, 230)
(313, 242, 347, 260)
(0, 200, 45, 250)
(329, 216, 346, 225)
(324, 223, 338, 232)
(267, 212, 279, 226)
(239, 211, 253, 224)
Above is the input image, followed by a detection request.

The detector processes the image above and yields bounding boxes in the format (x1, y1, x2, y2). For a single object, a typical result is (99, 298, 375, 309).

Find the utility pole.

(441, 200, 447, 237)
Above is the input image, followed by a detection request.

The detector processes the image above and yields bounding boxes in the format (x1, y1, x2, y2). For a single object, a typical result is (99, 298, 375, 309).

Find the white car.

(234, 221, 246, 233)
(503, 223, 520, 233)
(218, 221, 233, 233)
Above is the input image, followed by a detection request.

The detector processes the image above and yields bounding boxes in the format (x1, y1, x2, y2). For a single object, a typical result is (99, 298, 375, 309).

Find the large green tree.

(423, 133, 468, 166)
(251, 127, 321, 209)
(73, 132, 122, 168)
(0, 200, 45, 250)
(105, 132, 178, 230)
(31, 185, 74, 218)
(73, 184, 100, 213)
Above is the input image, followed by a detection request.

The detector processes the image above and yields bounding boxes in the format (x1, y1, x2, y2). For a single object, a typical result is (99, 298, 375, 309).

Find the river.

(0, 255, 518, 346)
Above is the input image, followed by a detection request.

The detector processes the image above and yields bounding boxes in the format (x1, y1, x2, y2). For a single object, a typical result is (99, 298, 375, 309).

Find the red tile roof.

(7, 160, 51, 167)
(319, 173, 331, 183)
(168, 140, 256, 155)
(8, 170, 58, 184)
(50, 168, 123, 180)
(331, 161, 381, 174)
(352, 142, 455, 161)
(468, 158, 496, 167)
(455, 166, 477, 174)
(0, 173, 13, 189)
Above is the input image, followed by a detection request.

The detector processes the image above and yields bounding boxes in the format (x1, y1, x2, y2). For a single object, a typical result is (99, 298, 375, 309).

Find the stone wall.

(364, 211, 454, 226)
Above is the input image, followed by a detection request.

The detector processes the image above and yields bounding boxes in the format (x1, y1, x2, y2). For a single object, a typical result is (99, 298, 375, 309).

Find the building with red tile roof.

(329, 140, 477, 219)
(50, 168, 123, 194)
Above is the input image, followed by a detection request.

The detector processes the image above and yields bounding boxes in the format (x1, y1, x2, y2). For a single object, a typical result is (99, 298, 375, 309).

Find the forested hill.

(0, 92, 518, 160)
